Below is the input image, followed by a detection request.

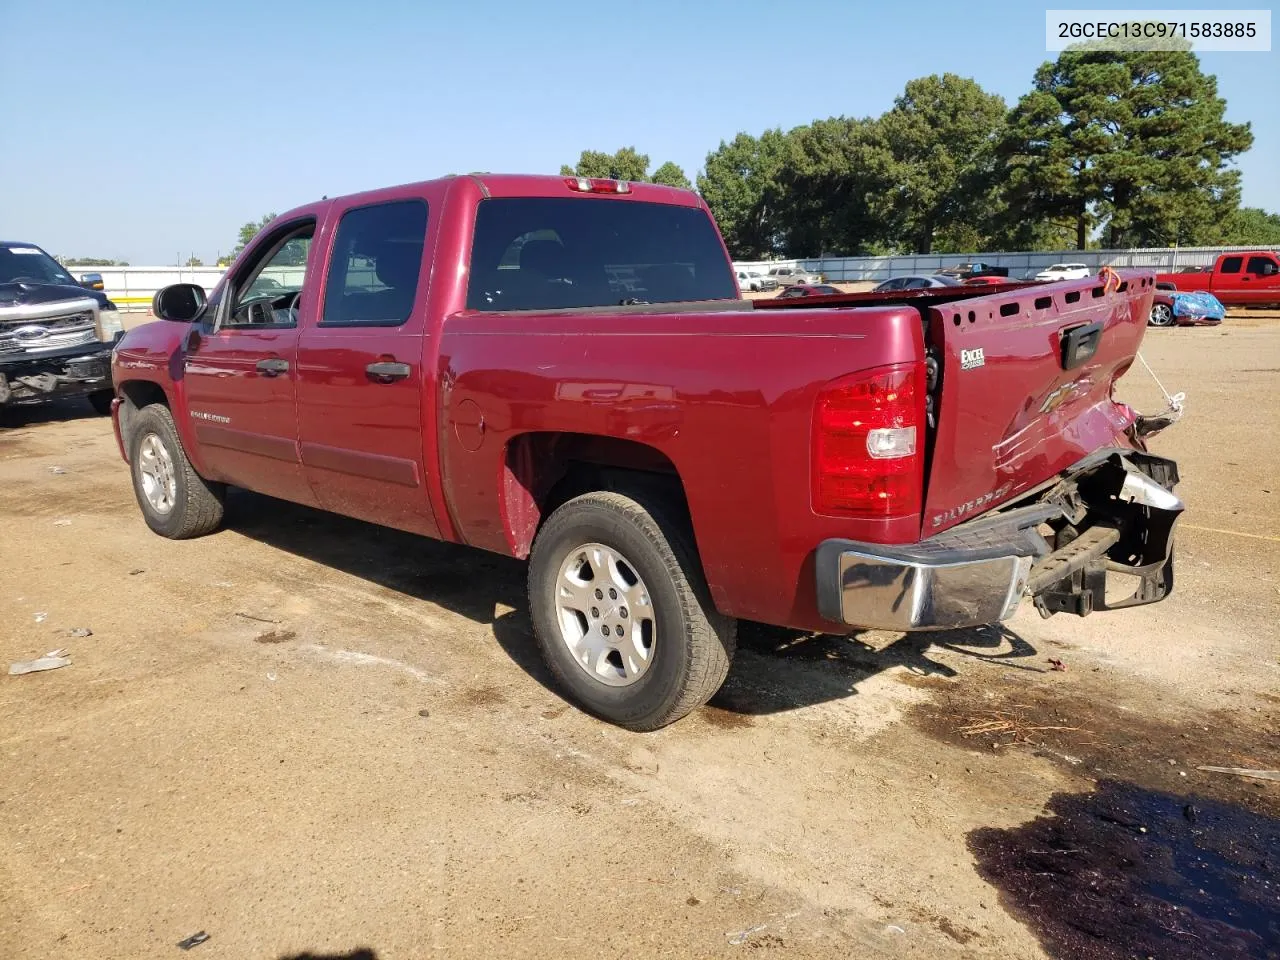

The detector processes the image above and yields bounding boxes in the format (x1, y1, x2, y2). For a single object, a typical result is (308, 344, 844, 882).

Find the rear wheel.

(1149, 303, 1174, 327)
(128, 404, 225, 539)
(528, 491, 735, 731)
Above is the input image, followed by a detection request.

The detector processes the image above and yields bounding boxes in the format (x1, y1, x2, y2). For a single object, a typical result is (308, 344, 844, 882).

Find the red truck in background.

(1154, 250, 1280, 306)
(108, 174, 1183, 730)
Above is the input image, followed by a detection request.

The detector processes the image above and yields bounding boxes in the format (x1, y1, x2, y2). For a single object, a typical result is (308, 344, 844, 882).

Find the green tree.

(1218, 207, 1280, 246)
(650, 161, 692, 190)
(185, 256, 204, 267)
(560, 147, 651, 182)
(875, 74, 1007, 253)
(61, 257, 128, 266)
(999, 48, 1252, 249)
(560, 149, 692, 191)
(774, 117, 892, 256)
(697, 130, 791, 259)
(222, 213, 278, 266)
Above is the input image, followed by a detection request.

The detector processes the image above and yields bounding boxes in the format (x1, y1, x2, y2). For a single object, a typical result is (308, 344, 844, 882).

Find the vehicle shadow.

(225, 490, 1042, 718)
(278, 951, 377, 960)
(0, 397, 104, 427)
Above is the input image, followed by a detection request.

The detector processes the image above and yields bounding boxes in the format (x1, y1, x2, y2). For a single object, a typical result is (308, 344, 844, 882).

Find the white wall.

(735, 245, 1268, 283)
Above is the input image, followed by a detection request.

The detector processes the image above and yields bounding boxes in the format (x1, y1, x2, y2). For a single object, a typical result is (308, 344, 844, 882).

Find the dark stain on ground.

(970, 779, 1279, 960)
(462, 686, 508, 707)
(697, 706, 755, 730)
(253, 629, 296, 644)
(912, 676, 1280, 817)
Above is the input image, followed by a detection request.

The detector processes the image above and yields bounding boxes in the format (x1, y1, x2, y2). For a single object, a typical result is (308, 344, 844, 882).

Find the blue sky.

(1, 0, 1275, 264)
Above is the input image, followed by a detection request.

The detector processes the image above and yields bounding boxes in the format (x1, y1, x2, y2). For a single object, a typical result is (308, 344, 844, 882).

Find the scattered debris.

(34, 612, 47, 623)
(52, 519, 71, 526)
(1196, 766, 1280, 782)
(265, 672, 278, 682)
(1048, 658, 1067, 671)
(884, 924, 906, 935)
(686, 895, 702, 906)
(236, 611, 282, 625)
(958, 711, 1083, 743)
(67, 627, 93, 638)
(417, 709, 431, 718)
(176, 931, 210, 950)
(727, 924, 767, 945)
(129, 569, 145, 576)
(9, 650, 72, 676)
(50, 466, 66, 475)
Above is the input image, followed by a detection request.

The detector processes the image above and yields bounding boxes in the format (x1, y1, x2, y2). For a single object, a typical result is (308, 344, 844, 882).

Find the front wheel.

(128, 403, 225, 539)
(1149, 303, 1174, 327)
(528, 491, 736, 731)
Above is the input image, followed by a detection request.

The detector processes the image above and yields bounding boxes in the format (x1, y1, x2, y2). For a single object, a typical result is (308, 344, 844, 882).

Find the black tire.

(528, 491, 736, 731)
(88, 389, 115, 416)
(128, 403, 225, 539)
(1149, 303, 1174, 327)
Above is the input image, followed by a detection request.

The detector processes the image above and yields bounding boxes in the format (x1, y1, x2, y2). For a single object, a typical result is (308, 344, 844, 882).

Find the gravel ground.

(1, 312, 1277, 960)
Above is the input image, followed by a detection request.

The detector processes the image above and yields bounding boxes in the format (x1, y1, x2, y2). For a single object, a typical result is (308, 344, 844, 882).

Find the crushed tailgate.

(923, 272, 1155, 536)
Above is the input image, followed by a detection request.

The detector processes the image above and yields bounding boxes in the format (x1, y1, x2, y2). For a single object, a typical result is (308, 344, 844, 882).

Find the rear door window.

(322, 200, 429, 326)
(1220, 256, 1243, 274)
(466, 198, 736, 311)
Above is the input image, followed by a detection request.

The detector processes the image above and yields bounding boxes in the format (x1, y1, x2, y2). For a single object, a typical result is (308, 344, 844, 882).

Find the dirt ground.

(1, 313, 1277, 960)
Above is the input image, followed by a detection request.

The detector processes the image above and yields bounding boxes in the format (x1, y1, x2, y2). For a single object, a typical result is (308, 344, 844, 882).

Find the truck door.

(181, 219, 317, 507)
(1240, 253, 1280, 305)
(295, 194, 441, 536)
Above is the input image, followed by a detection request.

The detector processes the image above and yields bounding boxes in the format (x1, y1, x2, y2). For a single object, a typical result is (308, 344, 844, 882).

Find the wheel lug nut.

(601, 625, 611, 637)
(608, 588, 617, 600)
(619, 606, 628, 618)
(591, 607, 599, 618)
(594, 589, 603, 600)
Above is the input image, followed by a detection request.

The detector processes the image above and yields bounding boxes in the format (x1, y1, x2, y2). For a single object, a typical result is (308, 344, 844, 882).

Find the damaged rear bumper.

(0, 343, 115, 406)
(816, 451, 1182, 631)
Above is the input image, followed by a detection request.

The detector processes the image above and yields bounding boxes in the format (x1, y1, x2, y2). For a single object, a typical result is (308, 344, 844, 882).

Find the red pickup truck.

(108, 174, 1183, 730)
(1154, 250, 1280, 307)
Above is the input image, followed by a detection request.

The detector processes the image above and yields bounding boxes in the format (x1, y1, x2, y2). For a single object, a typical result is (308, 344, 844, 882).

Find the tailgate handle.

(1060, 321, 1103, 370)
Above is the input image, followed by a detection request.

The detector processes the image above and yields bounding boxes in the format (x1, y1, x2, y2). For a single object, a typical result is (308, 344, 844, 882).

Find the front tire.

(128, 403, 225, 539)
(528, 491, 736, 731)
(1149, 303, 1174, 327)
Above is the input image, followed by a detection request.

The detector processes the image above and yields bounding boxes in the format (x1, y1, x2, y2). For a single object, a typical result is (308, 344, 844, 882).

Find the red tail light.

(813, 363, 926, 518)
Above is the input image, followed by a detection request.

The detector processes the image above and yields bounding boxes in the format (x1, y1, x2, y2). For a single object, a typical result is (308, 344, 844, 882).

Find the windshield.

(0, 245, 77, 286)
(467, 198, 736, 311)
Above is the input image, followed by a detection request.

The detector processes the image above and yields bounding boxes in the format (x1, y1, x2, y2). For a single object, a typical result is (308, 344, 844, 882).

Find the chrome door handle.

(366, 361, 411, 382)
(256, 357, 289, 376)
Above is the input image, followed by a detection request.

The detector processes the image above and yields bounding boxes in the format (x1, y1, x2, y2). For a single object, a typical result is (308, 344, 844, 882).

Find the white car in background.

(1034, 263, 1091, 281)
(736, 269, 777, 292)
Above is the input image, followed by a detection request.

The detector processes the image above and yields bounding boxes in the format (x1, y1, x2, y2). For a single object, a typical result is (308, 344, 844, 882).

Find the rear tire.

(128, 403, 225, 539)
(1149, 303, 1174, 327)
(88, 389, 114, 416)
(528, 491, 736, 731)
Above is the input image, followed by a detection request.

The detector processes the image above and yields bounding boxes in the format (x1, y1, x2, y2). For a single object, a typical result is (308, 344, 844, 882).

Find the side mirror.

(153, 283, 208, 323)
(80, 273, 104, 291)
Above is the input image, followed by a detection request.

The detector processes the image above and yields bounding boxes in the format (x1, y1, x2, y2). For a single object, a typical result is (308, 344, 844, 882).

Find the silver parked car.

(767, 265, 823, 285)
(872, 275, 963, 291)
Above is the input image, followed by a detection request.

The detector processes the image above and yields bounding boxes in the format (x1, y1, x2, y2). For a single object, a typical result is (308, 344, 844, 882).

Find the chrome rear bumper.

(815, 452, 1183, 631)
(816, 539, 1034, 631)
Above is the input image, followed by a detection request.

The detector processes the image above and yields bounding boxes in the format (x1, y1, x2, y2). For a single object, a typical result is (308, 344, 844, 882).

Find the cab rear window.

(466, 198, 736, 311)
